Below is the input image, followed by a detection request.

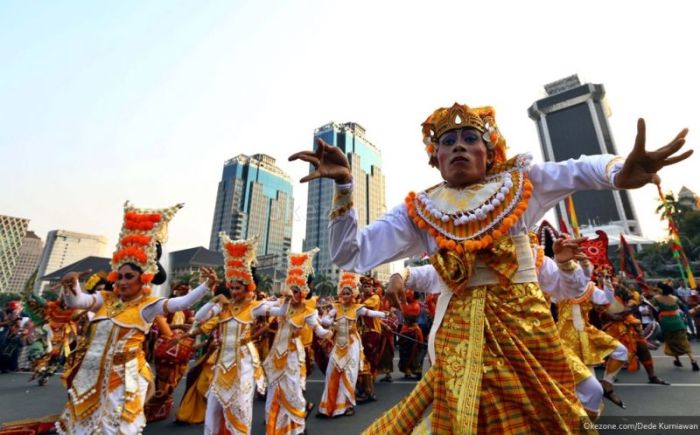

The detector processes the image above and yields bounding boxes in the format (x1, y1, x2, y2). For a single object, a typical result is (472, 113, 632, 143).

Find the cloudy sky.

(1, 0, 698, 264)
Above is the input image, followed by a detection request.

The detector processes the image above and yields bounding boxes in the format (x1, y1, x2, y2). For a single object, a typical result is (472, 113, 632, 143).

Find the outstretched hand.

(616, 119, 692, 189)
(553, 237, 588, 263)
(60, 270, 92, 295)
(289, 138, 352, 184)
(199, 267, 218, 289)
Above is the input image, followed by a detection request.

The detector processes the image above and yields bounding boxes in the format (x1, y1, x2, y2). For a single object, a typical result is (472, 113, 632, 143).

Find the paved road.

(2, 343, 700, 434)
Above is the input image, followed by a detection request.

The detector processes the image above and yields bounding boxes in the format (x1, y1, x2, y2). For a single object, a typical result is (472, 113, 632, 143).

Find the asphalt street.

(2, 343, 700, 434)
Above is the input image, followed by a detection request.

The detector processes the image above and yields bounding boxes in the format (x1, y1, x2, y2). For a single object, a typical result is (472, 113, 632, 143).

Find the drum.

(154, 332, 195, 365)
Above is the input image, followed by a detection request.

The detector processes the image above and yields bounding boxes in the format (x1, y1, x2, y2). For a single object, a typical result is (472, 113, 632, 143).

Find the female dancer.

(290, 102, 691, 433)
(55, 202, 216, 435)
(317, 272, 387, 418)
(263, 248, 331, 434)
(175, 284, 229, 425)
(195, 232, 283, 435)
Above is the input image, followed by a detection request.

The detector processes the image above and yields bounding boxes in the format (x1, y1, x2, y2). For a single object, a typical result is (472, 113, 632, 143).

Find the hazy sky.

(2, 0, 698, 264)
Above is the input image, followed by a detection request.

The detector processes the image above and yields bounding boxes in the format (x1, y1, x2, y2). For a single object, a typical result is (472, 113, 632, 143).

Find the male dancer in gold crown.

(290, 103, 691, 433)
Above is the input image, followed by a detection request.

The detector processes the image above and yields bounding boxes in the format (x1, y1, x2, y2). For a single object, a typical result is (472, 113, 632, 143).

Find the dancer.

(317, 272, 387, 418)
(290, 102, 691, 433)
(263, 248, 331, 434)
(537, 222, 628, 412)
(24, 290, 78, 386)
(357, 276, 383, 402)
(653, 282, 699, 370)
(392, 233, 605, 420)
(145, 281, 197, 421)
(196, 233, 278, 435)
(175, 284, 229, 425)
(397, 290, 424, 380)
(601, 279, 670, 386)
(55, 202, 216, 435)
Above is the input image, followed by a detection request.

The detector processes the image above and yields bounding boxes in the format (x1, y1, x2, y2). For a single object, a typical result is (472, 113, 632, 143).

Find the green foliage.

(254, 272, 273, 293)
(637, 192, 699, 280)
(42, 289, 59, 301)
(313, 274, 336, 297)
(0, 292, 22, 307)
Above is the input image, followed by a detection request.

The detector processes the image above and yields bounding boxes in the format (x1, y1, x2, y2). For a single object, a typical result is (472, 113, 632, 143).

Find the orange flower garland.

(405, 155, 532, 253)
(406, 163, 533, 254)
(535, 245, 545, 270)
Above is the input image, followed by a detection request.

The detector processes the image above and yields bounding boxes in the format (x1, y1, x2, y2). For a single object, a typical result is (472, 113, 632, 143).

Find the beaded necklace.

(107, 295, 145, 318)
(406, 154, 533, 253)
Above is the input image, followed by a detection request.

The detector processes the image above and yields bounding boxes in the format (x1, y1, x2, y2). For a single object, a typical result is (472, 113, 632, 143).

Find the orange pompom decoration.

(142, 286, 152, 295)
(290, 255, 308, 266)
(428, 228, 438, 237)
(225, 243, 248, 258)
(247, 283, 257, 292)
(227, 260, 245, 268)
(107, 271, 119, 282)
(141, 273, 154, 284)
(446, 240, 456, 250)
(418, 220, 428, 230)
(455, 244, 464, 254)
(491, 230, 502, 239)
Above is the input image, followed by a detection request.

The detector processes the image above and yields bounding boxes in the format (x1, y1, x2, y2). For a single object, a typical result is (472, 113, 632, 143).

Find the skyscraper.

(209, 154, 294, 283)
(528, 75, 641, 235)
(6, 231, 43, 293)
(35, 230, 108, 293)
(0, 215, 29, 292)
(303, 122, 390, 282)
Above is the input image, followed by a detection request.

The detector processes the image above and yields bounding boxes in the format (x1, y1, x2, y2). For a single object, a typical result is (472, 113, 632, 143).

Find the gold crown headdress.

(220, 232, 259, 291)
(421, 103, 507, 170)
(337, 271, 361, 297)
(283, 247, 319, 296)
(108, 201, 184, 290)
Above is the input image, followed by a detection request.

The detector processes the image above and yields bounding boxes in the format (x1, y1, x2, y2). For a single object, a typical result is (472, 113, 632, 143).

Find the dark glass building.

(528, 76, 640, 235)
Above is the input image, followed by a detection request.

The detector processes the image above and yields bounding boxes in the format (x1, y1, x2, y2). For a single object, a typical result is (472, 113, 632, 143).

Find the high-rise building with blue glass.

(303, 122, 390, 282)
(209, 154, 294, 284)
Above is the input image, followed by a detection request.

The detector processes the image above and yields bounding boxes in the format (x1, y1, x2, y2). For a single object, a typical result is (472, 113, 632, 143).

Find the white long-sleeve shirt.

(64, 281, 211, 324)
(193, 299, 278, 323)
(328, 154, 622, 362)
(321, 306, 386, 327)
(329, 154, 622, 273)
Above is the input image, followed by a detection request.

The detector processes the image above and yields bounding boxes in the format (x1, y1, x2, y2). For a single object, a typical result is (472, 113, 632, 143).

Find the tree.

(637, 191, 700, 281)
(313, 274, 335, 297)
(255, 272, 274, 294)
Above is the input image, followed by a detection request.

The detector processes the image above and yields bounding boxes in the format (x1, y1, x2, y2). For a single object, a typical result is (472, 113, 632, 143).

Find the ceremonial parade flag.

(619, 234, 646, 287)
(565, 196, 581, 238)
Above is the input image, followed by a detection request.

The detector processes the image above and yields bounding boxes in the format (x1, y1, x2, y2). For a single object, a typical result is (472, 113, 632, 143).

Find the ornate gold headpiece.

(108, 201, 184, 290)
(421, 103, 507, 170)
(220, 232, 259, 291)
(283, 247, 319, 296)
(422, 103, 486, 142)
(337, 271, 360, 297)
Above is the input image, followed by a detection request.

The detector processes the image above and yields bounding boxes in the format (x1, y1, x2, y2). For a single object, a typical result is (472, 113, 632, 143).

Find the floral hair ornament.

(283, 247, 319, 297)
(337, 271, 361, 297)
(108, 201, 184, 293)
(421, 103, 507, 170)
(85, 271, 109, 292)
(220, 232, 259, 292)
